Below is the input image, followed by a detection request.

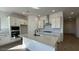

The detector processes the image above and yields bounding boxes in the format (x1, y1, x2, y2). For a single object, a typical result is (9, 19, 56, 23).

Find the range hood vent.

(44, 15, 51, 28)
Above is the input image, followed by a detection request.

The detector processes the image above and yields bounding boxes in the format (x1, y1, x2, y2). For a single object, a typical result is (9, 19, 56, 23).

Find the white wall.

(64, 19, 75, 34)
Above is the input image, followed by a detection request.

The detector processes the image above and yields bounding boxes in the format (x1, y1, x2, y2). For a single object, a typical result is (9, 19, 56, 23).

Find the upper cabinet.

(0, 16, 11, 34)
(49, 12, 63, 28)
(38, 16, 47, 28)
(28, 15, 38, 34)
(10, 16, 27, 26)
(20, 19, 27, 25)
(37, 12, 63, 29)
(1, 16, 10, 29)
(38, 16, 44, 28)
(10, 17, 18, 26)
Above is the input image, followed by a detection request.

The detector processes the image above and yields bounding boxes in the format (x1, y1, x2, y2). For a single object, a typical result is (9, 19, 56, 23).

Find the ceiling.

(0, 7, 79, 19)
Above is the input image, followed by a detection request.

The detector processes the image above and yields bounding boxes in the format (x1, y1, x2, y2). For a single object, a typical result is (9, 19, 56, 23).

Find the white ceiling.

(0, 7, 79, 19)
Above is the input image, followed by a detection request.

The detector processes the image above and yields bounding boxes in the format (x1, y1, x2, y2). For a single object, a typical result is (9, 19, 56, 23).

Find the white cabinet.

(28, 15, 38, 34)
(49, 12, 63, 28)
(20, 19, 27, 25)
(0, 16, 10, 32)
(0, 15, 22, 46)
(20, 19, 24, 25)
(10, 18, 15, 26)
(55, 16, 61, 28)
(38, 16, 47, 28)
(10, 17, 20, 26)
(10, 17, 27, 26)
(23, 37, 55, 51)
(49, 14, 61, 28)
(49, 15, 56, 28)
(23, 20, 27, 25)
(38, 18, 44, 28)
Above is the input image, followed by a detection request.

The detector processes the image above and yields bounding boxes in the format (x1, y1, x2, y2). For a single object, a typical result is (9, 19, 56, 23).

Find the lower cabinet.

(0, 37, 21, 46)
(23, 37, 55, 51)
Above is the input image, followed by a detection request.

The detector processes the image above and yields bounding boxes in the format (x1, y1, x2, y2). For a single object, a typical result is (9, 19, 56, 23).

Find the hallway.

(57, 34, 79, 51)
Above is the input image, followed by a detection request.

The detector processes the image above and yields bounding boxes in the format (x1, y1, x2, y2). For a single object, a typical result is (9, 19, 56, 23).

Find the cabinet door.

(38, 17, 44, 28)
(19, 19, 23, 25)
(49, 14, 60, 28)
(20, 19, 27, 25)
(49, 15, 56, 28)
(10, 18, 16, 26)
(22, 37, 55, 51)
(10, 17, 20, 26)
(16, 19, 20, 26)
(14, 18, 20, 26)
(22, 20, 26, 25)
(38, 19, 43, 28)
(55, 16, 60, 28)
(23, 20, 27, 25)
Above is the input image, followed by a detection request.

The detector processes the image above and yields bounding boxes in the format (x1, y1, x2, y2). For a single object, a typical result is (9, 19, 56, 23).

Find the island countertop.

(20, 33, 59, 48)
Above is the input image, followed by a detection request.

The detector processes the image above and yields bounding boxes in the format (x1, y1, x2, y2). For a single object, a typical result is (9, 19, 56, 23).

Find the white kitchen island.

(21, 33, 59, 51)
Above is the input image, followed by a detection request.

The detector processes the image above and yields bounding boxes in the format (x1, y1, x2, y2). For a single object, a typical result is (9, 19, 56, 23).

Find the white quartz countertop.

(20, 33, 59, 47)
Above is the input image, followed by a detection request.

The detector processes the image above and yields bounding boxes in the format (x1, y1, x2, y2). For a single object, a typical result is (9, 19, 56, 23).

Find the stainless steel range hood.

(35, 14, 61, 36)
(43, 15, 51, 28)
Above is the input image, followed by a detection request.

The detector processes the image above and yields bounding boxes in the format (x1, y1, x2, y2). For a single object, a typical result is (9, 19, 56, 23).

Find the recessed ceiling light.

(70, 12, 74, 15)
(52, 10, 55, 12)
(32, 7, 40, 9)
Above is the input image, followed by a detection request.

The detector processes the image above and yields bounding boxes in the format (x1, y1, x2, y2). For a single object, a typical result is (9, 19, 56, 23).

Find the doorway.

(57, 18, 79, 51)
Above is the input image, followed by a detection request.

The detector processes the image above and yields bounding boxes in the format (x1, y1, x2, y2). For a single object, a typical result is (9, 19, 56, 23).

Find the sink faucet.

(34, 29, 40, 36)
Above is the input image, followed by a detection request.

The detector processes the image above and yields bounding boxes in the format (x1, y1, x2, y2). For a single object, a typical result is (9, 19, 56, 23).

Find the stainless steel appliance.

(11, 26, 20, 38)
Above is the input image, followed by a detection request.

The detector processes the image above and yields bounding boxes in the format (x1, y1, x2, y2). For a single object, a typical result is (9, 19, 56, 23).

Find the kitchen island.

(20, 33, 60, 51)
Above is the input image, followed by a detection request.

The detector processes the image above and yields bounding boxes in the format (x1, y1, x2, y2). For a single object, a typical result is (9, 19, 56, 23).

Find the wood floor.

(57, 34, 79, 51)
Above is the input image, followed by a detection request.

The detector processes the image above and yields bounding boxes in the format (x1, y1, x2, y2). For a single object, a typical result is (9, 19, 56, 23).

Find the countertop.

(20, 33, 59, 48)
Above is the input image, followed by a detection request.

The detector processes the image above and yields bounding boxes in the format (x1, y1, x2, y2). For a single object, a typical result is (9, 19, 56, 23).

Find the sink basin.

(34, 34, 40, 36)
(43, 31, 52, 33)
